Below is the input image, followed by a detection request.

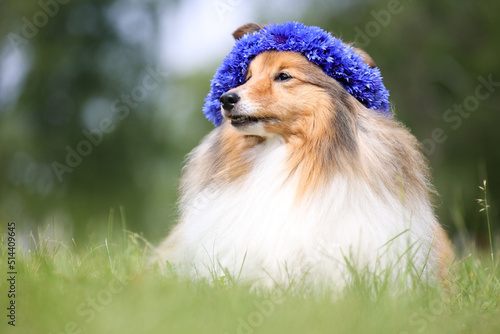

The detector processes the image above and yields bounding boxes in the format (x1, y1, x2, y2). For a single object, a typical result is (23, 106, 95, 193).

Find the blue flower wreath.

(203, 21, 390, 126)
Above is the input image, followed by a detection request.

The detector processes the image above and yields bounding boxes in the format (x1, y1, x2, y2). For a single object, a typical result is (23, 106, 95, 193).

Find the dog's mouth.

(227, 115, 277, 127)
(229, 115, 259, 127)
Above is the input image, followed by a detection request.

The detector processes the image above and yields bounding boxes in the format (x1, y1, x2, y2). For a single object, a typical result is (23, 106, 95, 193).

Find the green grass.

(0, 229, 499, 334)
(1, 180, 499, 334)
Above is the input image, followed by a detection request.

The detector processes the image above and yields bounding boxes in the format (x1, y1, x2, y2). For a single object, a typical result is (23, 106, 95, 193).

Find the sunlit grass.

(0, 181, 499, 334)
(0, 227, 498, 334)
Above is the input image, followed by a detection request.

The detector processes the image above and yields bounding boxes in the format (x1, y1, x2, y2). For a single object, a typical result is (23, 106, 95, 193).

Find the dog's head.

(220, 23, 377, 139)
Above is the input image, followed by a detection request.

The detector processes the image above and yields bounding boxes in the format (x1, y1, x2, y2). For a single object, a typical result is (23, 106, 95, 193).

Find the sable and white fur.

(156, 25, 453, 290)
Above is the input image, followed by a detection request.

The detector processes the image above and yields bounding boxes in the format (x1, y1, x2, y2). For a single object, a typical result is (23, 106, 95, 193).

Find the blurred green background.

(0, 0, 498, 248)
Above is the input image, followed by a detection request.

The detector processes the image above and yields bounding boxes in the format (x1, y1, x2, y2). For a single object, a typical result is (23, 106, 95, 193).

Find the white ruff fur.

(157, 134, 438, 290)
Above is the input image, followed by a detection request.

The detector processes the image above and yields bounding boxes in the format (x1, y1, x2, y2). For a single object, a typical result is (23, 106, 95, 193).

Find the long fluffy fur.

(156, 42, 452, 291)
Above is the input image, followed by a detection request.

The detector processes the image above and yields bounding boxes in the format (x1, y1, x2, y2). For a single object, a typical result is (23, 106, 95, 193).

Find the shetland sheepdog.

(156, 23, 453, 290)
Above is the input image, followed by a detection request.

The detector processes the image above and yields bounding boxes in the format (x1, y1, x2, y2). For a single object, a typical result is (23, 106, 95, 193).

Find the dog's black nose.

(220, 92, 240, 111)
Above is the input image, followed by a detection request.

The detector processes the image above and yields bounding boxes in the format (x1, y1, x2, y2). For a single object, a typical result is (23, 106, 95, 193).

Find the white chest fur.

(160, 138, 437, 290)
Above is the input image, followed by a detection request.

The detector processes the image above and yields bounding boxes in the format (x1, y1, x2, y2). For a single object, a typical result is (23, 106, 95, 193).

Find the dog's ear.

(345, 43, 376, 68)
(352, 47, 377, 69)
(232, 23, 263, 40)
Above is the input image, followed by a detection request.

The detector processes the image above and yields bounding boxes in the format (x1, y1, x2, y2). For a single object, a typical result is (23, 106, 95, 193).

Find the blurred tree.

(0, 0, 177, 239)
(0, 0, 498, 248)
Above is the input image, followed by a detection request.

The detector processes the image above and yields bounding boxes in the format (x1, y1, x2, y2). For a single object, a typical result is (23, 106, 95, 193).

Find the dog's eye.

(275, 72, 292, 82)
(244, 75, 252, 83)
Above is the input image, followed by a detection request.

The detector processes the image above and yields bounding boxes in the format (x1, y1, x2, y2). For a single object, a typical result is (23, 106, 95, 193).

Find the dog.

(156, 22, 453, 291)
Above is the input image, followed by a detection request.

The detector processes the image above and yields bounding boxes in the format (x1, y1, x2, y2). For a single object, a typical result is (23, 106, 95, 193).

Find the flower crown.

(203, 21, 390, 126)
